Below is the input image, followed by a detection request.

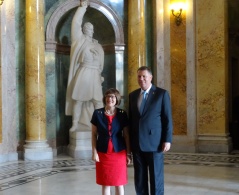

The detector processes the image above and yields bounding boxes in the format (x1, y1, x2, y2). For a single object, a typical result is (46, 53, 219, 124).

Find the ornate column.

(115, 44, 125, 99)
(196, 0, 232, 152)
(0, 4, 2, 143)
(128, 0, 146, 93)
(170, 0, 187, 136)
(24, 0, 53, 160)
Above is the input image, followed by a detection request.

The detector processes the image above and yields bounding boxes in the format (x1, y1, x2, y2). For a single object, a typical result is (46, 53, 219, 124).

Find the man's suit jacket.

(129, 85, 173, 152)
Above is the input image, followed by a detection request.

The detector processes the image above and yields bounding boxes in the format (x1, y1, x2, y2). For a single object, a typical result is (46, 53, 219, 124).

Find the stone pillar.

(24, 0, 53, 160)
(0, 0, 18, 162)
(0, 6, 2, 143)
(115, 44, 125, 103)
(128, 0, 146, 93)
(170, 0, 187, 136)
(196, 0, 232, 153)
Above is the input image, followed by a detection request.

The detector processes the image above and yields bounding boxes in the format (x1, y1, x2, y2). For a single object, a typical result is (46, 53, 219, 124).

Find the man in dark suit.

(128, 66, 173, 195)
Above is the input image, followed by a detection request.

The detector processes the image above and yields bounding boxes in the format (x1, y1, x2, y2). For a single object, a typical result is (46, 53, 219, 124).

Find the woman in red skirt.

(91, 88, 131, 195)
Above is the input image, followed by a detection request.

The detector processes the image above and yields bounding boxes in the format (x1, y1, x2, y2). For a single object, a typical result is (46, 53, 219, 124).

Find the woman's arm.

(91, 124, 99, 162)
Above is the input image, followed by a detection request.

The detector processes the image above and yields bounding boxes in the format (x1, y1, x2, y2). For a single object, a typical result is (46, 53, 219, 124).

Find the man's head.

(83, 22, 94, 38)
(137, 66, 153, 90)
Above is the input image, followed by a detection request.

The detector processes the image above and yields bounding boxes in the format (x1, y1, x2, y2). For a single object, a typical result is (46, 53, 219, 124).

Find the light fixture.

(171, 8, 182, 26)
(0, 0, 4, 6)
(170, 2, 185, 26)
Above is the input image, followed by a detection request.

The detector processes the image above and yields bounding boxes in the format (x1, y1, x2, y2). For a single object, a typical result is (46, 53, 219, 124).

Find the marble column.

(170, 0, 187, 136)
(0, 7, 2, 143)
(128, 0, 146, 93)
(24, 0, 53, 160)
(115, 44, 125, 99)
(0, 0, 18, 162)
(196, 0, 232, 153)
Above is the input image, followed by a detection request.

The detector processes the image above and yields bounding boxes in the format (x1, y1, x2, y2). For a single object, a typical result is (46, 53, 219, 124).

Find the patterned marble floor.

(0, 152, 238, 195)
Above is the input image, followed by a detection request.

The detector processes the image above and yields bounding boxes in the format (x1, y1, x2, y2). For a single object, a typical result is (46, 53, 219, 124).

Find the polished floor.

(0, 152, 238, 195)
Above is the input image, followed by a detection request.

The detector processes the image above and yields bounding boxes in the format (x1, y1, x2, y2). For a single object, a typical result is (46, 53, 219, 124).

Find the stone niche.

(45, 0, 126, 158)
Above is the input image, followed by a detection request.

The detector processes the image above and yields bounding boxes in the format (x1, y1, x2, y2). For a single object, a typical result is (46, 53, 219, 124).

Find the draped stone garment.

(65, 5, 104, 116)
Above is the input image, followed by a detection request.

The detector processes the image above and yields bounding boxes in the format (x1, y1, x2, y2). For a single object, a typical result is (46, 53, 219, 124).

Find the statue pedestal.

(67, 130, 92, 159)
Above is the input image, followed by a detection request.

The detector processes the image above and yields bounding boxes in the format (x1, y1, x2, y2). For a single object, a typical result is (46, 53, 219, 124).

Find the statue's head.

(83, 22, 94, 38)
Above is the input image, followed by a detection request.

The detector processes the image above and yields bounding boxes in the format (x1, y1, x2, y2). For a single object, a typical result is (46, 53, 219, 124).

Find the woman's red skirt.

(96, 147, 127, 186)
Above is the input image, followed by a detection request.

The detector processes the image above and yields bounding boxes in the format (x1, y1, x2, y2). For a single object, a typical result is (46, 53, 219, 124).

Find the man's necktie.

(140, 91, 147, 114)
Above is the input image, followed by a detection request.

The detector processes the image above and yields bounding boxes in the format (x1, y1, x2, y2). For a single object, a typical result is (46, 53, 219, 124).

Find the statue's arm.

(71, 0, 88, 42)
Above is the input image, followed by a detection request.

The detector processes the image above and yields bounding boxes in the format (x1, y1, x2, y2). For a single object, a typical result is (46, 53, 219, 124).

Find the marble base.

(0, 152, 18, 163)
(67, 130, 92, 159)
(171, 136, 197, 153)
(197, 134, 233, 153)
(24, 140, 53, 161)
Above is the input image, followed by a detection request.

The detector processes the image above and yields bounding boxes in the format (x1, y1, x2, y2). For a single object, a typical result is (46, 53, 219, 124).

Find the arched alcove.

(45, 0, 124, 49)
(45, 0, 125, 92)
(44, 0, 126, 151)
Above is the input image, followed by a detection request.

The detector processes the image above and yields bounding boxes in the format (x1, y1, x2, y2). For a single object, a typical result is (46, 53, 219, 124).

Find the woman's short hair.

(103, 88, 121, 106)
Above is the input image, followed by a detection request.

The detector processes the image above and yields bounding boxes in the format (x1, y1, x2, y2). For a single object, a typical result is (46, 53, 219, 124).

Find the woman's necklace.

(105, 107, 116, 116)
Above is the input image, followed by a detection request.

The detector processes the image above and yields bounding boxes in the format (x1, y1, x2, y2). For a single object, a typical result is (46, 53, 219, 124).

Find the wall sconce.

(171, 8, 182, 26)
(0, 0, 4, 6)
(170, 2, 185, 26)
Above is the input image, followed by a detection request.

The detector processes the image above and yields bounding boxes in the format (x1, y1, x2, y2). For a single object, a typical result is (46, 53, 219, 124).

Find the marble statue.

(65, 0, 104, 132)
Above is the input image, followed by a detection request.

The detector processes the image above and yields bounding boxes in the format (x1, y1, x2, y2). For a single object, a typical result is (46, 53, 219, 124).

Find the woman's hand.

(92, 151, 99, 162)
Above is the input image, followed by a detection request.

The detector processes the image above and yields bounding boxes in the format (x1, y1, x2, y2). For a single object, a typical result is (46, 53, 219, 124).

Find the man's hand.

(162, 142, 171, 153)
